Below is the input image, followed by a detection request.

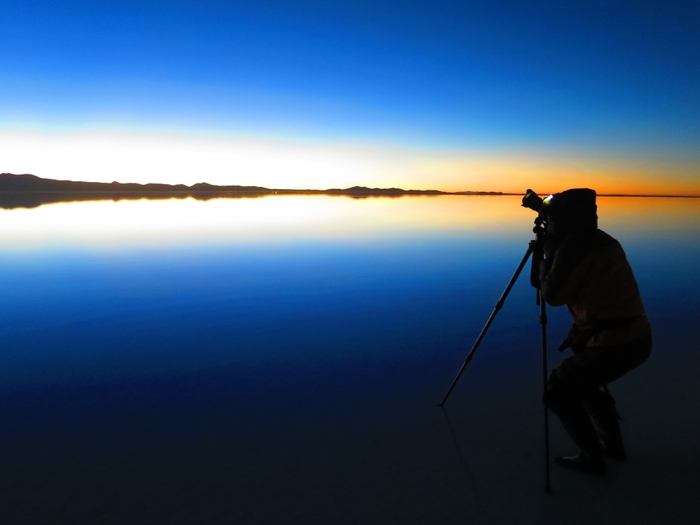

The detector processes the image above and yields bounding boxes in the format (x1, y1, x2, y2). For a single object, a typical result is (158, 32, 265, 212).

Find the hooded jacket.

(539, 228, 651, 348)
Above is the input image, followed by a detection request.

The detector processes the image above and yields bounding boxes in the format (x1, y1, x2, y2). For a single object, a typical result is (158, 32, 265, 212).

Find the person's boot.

(583, 388, 626, 461)
(555, 450, 606, 475)
(547, 392, 606, 475)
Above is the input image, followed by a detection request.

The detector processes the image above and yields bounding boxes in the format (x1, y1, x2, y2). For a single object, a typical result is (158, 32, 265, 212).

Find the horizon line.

(2, 173, 700, 199)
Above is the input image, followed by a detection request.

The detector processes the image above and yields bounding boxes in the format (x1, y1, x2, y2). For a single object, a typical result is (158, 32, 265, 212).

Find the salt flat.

(2, 321, 697, 524)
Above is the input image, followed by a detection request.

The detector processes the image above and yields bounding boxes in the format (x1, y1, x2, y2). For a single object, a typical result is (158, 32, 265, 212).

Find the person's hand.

(538, 256, 554, 282)
(543, 237, 560, 259)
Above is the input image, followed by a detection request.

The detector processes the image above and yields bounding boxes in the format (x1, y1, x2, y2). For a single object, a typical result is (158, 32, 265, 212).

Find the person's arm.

(539, 236, 592, 306)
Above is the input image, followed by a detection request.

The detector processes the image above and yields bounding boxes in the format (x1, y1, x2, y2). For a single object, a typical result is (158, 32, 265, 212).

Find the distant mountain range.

(0, 173, 505, 209)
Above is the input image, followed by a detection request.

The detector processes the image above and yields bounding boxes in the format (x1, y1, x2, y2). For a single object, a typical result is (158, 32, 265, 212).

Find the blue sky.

(1, 1, 699, 192)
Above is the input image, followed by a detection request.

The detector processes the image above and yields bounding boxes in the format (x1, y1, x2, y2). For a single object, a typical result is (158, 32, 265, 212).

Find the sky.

(1, 0, 699, 194)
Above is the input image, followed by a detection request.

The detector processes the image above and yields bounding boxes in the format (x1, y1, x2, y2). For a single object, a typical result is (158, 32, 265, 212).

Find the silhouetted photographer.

(530, 189, 652, 475)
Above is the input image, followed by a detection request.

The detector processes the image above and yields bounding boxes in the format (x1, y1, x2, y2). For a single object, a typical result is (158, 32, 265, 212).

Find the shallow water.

(1, 195, 698, 387)
(1, 195, 699, 523)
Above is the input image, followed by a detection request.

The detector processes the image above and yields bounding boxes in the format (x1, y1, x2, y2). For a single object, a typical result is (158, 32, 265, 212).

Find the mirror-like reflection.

(0, 195, 532, 250)
(0, 195, 698, 388)
(2, 195, 698, 251)
(1, 194, 699, 524)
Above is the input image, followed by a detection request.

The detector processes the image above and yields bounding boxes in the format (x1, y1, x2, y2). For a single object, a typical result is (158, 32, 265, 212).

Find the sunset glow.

(1, 2, 699, 194)
(3, 194, 698, 252)
(2, 129, 698, 196)
(0, 196, 525, 250)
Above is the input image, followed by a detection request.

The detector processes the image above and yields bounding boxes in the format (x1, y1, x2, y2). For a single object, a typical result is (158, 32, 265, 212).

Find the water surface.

(1, 195, 697, 387)
(1, 195, 699, 523)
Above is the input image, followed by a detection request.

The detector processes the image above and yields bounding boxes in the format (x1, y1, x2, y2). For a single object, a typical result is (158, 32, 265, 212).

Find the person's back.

(541, 228, 651, 348)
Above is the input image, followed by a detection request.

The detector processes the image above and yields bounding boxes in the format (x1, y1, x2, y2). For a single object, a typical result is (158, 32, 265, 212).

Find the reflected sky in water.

(0, 195, 698, 389)
(0, 195, 532, 250)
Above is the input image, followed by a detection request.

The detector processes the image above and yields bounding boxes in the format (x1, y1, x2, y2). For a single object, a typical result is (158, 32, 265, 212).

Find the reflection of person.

(537, 189, 652, 475)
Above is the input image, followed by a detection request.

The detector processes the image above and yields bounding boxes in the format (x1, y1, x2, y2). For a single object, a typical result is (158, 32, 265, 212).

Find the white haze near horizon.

(3, 128, 698, 196)
(0, 129, 430, 190)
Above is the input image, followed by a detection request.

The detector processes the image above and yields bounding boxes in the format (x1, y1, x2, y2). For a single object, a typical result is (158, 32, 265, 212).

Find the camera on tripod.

(521, 188, 598, 237)
(522, 189, 547, 213)
(522, 189, 550, 236)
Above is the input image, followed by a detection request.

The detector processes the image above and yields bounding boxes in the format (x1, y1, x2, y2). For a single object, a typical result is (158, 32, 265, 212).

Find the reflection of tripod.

(439, 237, 552, 493)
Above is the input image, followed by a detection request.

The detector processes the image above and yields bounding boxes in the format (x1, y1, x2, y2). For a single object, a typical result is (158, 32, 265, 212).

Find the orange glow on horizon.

(1, 128, 699, 196)
(597, 196, 700, 236)
(415, 153, 700, 197)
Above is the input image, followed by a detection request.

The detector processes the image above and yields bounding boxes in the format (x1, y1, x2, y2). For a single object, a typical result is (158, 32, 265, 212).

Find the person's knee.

(543, 380, 575, 413)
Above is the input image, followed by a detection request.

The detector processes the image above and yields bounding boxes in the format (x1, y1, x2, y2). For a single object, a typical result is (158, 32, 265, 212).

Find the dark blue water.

(1, 196, 698, 410)
(1, 196, 698, 523)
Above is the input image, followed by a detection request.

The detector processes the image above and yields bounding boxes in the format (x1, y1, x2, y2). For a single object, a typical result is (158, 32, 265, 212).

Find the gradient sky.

(1, 0, 699, 194)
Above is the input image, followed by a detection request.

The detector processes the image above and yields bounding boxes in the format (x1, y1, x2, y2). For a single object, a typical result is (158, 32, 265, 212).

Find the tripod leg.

(439, 244, 534, 406)
(540, 289, 552, 493)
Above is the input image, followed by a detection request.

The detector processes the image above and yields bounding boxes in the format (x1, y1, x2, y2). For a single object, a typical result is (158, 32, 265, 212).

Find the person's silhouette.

(537, 189, 652, 475)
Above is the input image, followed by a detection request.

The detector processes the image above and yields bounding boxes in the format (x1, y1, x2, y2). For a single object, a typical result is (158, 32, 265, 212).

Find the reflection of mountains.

(0, 173, 503, 209)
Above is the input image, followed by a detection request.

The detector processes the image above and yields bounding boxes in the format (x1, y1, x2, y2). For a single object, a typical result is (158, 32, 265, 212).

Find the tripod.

(439, 238, 552, 493)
